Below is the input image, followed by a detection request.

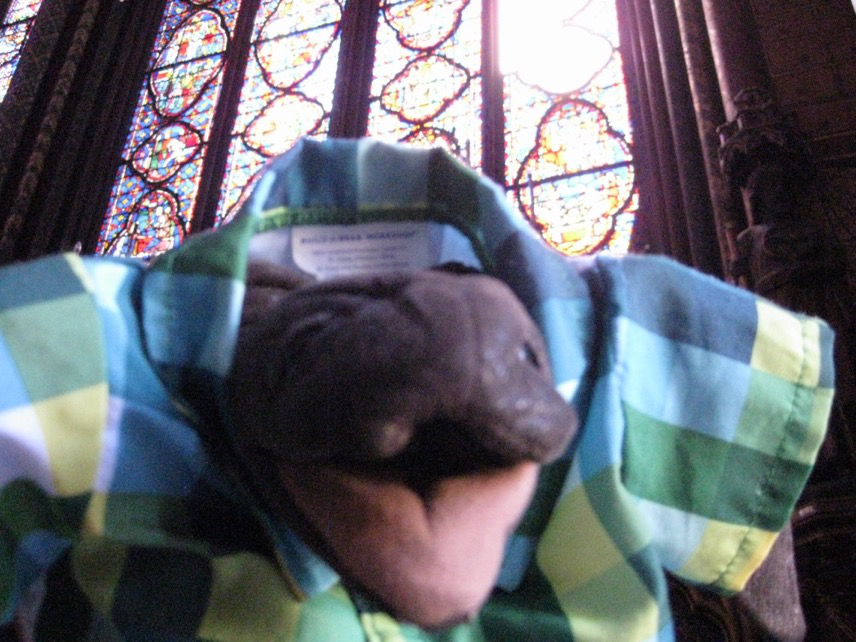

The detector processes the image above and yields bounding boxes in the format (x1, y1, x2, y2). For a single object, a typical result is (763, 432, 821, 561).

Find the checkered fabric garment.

(0, 139, 835, 641)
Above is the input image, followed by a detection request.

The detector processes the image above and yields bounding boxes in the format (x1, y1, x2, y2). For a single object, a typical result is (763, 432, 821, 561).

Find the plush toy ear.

(241, 260, 317, 326)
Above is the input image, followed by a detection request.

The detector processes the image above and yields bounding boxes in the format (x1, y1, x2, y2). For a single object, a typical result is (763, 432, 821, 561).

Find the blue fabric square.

(143, 271, 244, 378)
(263, 138, 359, 211)
(600, 255, 758, 364)
(110, 399, 206, 496)
(0, 255, 85, 310)
(619, 317, 751, 441)
(577, 374, 625, 481)
(0, 330, 30, 412)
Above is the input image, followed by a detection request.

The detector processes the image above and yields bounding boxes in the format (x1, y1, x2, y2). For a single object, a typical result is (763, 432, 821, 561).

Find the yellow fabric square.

(679, 520, 778, 591)
(198, 552, 301, 642)
(34, 382, 108, 496)
(83, 491, 108, 536)
(563, 560, 660, 642)
(536, 485, 624, 596)
(361, 613, 408, 642)
(751, 301, 819, 387)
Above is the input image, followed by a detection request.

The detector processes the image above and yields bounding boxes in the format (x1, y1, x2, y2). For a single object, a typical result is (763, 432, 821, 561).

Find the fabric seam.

(713, 315, 808, 587)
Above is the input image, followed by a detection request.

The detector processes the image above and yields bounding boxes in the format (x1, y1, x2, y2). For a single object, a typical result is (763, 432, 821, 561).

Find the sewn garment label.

(292, 222, 433, 279)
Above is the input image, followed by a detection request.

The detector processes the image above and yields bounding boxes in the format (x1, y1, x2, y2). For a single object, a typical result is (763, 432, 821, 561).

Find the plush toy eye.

(431, 261, 482, 275)
(519, 342, 541, 369)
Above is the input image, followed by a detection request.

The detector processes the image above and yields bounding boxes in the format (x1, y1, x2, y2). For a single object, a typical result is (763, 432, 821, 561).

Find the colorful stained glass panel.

(500, 0, 637, 255)
(368, 0, 482, 168)
(0, 0, 43, 101)
(215, 0, 343, 225)
(97, 0, 241, 257)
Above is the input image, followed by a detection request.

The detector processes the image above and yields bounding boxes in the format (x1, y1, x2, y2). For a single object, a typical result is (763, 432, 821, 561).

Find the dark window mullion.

(329, 0, 381, 138)
(76, 0, 170, 253)
(192, 0, 263, 233)
(480, 0, 504, 185)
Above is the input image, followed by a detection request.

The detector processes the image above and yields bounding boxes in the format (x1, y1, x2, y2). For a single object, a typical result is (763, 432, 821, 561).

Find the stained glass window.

(501, 0, 636, 255)
(98, 0, 345, 254)
(367, 0, 483, 167)
(367, 0, 637, 255)
(97, 0, 241, 256)
(0, 0, 43, 101)
(217, 0, 343, 224)
(98, 0, 636, 258)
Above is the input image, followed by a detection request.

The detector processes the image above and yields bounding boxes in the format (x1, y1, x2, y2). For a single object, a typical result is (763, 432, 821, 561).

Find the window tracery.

(217, 0, 343, 224)
(97, 0, 636, 258)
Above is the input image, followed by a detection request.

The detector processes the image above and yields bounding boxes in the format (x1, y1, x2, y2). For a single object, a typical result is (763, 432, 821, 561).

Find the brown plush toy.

(227, 260, 579, 630)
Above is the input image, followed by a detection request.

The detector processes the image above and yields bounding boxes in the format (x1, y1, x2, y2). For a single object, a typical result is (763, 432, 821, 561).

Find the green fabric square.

(584, 466, 650, 558)
(296, 584, 365, 642)
(623, 404, 810, 530)
(0, 255, 86, 310)
(564, 559, 660, 641)
(734, 370, 798, 458)
(712, 443, 809, 532)
(0, 479, 84, 540)
(623, 404, 727, 518)
(480, 564, 573, 642)
(150, 213, 255, 280)
(516, 458, 573, 538)
(736, 370, 829, 465)
(111, 545, 212, 637)
(0, 293, 103, 403)
(102, 494, 204, 552)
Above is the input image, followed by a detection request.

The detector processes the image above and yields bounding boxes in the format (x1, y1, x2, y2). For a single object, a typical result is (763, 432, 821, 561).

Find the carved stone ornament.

(731, 222, 845, 298)
(717, 87, 812, 196)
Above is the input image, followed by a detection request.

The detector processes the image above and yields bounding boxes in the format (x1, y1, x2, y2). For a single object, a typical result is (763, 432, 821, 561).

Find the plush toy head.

(227, 260, 578, 629)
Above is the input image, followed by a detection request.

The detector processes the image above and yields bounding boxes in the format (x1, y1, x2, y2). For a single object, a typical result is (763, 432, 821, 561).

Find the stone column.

(673, 0, 744, 277)
(699, 0, 772, 122)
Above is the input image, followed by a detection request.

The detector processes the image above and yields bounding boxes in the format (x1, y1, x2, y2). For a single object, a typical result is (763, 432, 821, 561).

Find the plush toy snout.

(227, 261, 578, 629)
(229, 262, 578, 477)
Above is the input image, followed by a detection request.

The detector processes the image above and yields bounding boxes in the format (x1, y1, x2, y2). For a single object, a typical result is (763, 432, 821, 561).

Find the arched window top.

(97, 0, 636, 258)
(0, 0, 44, 101)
